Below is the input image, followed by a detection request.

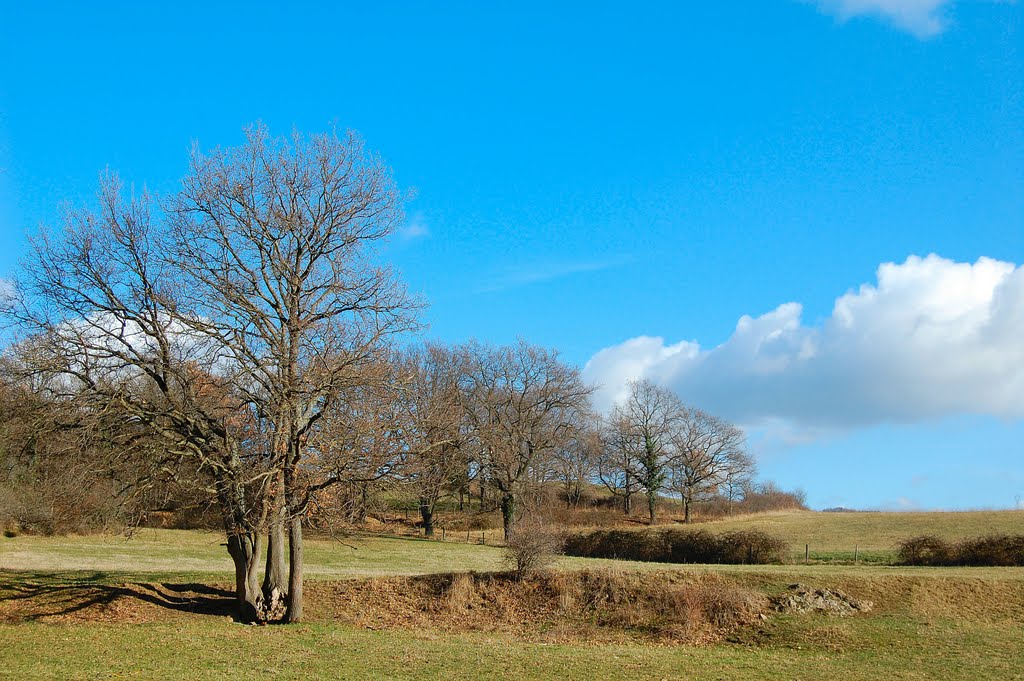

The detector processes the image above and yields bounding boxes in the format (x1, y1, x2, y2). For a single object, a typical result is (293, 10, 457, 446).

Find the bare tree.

(720, 450, 756, 516)
(670, 408, 746, 523)
(552, 420, 599, 509)
(595, 425, 640, 515)
(604, 379, 683, 524)
(394, 343, 467, 537)
(6, 179, 277, 621)
(167, 125, 420, 621)
(460, 340, 592, 541)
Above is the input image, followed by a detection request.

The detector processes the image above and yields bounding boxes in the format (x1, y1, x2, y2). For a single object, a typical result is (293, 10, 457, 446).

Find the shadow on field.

(0, 571, 235, 622)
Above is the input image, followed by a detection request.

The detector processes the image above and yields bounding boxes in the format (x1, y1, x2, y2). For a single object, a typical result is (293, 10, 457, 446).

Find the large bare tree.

(6, 124, 417, 623)
(6, 179, 278, 621)
(167, 125, 419, 621)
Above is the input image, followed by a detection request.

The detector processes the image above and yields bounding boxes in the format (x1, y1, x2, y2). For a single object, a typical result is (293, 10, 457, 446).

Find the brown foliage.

(563, 527, 788, 565)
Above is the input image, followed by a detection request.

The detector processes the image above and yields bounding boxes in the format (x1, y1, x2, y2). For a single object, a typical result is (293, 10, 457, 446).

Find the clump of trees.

(0, 123, 797, 622)
(598, 379, 755, 524)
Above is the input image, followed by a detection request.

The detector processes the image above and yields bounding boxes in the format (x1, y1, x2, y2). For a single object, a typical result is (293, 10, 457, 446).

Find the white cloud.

(813, 0, 955, 37)
(584, 255, 1024, 433)
(480, 258, 630, 293)
(398, 212, 430, 241)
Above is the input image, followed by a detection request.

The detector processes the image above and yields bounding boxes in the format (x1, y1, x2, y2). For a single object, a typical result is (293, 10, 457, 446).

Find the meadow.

(2, 510, 1023, 680)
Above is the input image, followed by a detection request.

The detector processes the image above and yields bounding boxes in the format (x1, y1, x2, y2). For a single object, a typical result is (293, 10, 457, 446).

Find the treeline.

(0, 343, 804, 539)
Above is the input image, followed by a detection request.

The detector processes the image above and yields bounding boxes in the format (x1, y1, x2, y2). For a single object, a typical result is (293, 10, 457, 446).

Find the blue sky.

(1, 1, 1021, 510)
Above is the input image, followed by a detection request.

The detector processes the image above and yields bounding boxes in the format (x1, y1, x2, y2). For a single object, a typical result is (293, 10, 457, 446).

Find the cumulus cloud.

(584, 255, 1024, 433)
(812, 0, 955, 37)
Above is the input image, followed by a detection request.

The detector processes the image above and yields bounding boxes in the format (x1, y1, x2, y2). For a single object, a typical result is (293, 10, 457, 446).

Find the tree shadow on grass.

(0, 571, 236, 622)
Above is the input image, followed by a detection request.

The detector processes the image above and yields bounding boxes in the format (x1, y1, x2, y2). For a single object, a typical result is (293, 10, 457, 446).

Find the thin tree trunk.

(647, 489, 657, 525)
(624, 471, 632, 515)
(501, 492, 516, 542)
(285, 515, 303, 623)
(684, 498, 691, 524)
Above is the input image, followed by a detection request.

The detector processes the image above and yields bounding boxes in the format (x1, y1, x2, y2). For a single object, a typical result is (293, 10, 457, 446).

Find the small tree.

(503, 517, 561, 580)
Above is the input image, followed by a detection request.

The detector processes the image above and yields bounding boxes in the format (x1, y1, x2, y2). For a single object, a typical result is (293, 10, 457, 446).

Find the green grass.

(1, 615, 1022, 680)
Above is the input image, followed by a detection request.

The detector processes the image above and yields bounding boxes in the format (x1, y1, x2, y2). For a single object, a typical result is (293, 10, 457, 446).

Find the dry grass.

(699, 509, 1024, 553)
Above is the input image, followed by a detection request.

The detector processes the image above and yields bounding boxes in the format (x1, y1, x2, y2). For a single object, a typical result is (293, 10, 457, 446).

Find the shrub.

(717, 530, 789, 564)
(896, 535, 953, 566)
(953, 535, 1024, 567)
(562, 528, 787, 565)
(503, 520, 562, 580)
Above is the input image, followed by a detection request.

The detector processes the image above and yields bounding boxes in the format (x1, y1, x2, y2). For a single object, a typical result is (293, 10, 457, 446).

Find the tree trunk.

(623, 471, 632, 515)
(419, 499, 434, 537)
(262, 507, 286, 613)
(647, 489, 657, 525)
(501, 492, 516, 542)
(226, 531, 262, 623)
(285, 515, 303, 623)
(684, 498, 691, 524)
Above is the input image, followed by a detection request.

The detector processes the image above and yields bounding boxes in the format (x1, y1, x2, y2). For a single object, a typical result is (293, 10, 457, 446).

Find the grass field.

(2, 510, 1024, 680)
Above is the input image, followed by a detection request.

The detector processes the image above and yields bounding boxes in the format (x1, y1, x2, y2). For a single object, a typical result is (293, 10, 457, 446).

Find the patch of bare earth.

(771, 583, 873, 616)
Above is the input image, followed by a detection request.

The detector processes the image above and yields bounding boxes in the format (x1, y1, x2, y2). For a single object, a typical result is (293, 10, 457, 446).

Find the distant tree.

(719, 450, 756, 515)
(393, 343, 468, 537)
(595, 428, 641, 515)
(670, 408, 746, 523)
(460, 340, 592, 541)
(604, 379, 683, 524)
(552, 421, 599, 509)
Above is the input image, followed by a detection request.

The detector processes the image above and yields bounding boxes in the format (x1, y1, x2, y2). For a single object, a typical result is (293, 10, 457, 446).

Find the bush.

(897, 534, 1024, 567)
(896, 535, 953, 566)
(718, 530, 789, 564)
(562, 528, 787, 565)
(504, 520, 562, 580)
(953, 535, 1024, 567)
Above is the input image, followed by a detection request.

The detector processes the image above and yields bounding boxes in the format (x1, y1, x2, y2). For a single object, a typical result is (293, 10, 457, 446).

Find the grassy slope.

(699, 509, 1024, 551)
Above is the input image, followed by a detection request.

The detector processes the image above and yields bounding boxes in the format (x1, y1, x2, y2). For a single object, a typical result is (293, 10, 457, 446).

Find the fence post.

(804, 544, 809, 564)
(854, 545, 859, 565)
